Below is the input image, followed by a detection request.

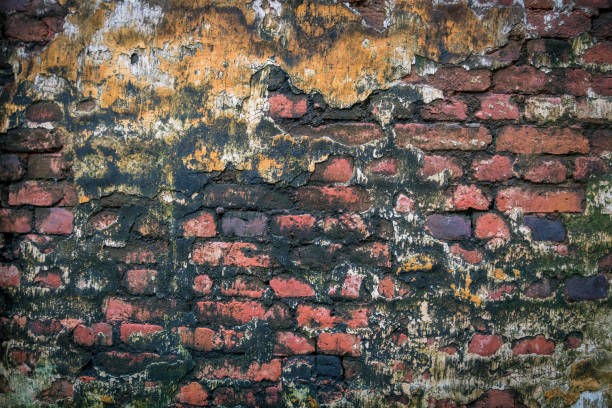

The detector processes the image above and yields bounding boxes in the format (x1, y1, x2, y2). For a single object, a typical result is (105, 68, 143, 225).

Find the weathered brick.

(104, 297, 186, 323)
(125, 269, 158, 295)
(120, 323, 163, 343)
(475, 213, 510, 239)
(564, 69, 592, 96)
(86, 211, 119, 233)
(524, 216, 565, 242)
(496, 187, 584, 213)
(496, 126, 589, 154)
(427, 67, 491, 91)
(421, 98, 468, 121)
(193, 274, 213, 294)
(212, 387, 257, 407)
(450, 244, 484, 265)
(270, 277, 315, 297)
(526, 10, 591, 38)
(35, 208, 73, 235)
(475, 94, 519, 120)
(395, 124, 491, 151)
(202, 184, 290, 209)
(311, 156, 354, 182)
(351, 242, 391, 268)
(28, 154, 70, 179)
(575, 98, 612, 121)
(195, 300, 288, 327)
(220, 276, 264, 298)
(74, 323, 112, 347)
(4, 13, 64, 42)
(96, 351, 166, 375)
(472, 155, 513, 182)
(0, 154, 25, 181)
(512, 335, 555, 355)
(34, 271, 61, 288)
(0, 208, 32, 233)
(468, 334, 503, 357)
(366, 157, 398, 176)
(565, 274, 609, 301)
(268, 93, 307, 118)
(291, 244, 344, 271)
(105, 241, 169, 264)
(274, 332, 315, 356)
(524, 159, 567, 183)
(493, 66, 551, 93)
(574, 156, 606, 180)
(0, 264, 20, 287)
(420, 155, 463, 180)
(191, 241, 273, 267)
(446, 185, 491, 211)
(583, 42, 612, 65)
(472, 390, 524, 408)
(221, 211, 267, 237)
(317, 332, 361, 356)
(182, 211, 216, 238)
(524, 96, 575, 123)
(295, 186, 371, 211)
(335, 271, 363, 299)
(178, 327, 245, 352)
(177, 382, 208, 406)
(291, 123, 384, 145)
(271, 214, 316, 241)
(197, 358, 282, 382)
(36, 379, 73, 403)
(425, 215, 471, 240)
(319, 213, 371, 242)
(296, 305, 338, 329)
(0, 128, 63, 152)
(395, 194, 415, 213)
(8, 180, 70, 206)
(525, 278, 554, 299)
(26, 102, 63, 122)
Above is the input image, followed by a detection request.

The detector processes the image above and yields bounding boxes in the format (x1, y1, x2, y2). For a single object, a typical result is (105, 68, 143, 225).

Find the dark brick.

(221, 211, 268, 237)
(28, 154, 70, 179)
(202, 184, 290, 209)
(315, 355, 342, 378)
(0, 128, 63, 152)
(523, 216, 565, 242)
(566, 274, 608, 301)
(525, 278, 554, 299)
(425, 215, 471, 240)
(4, 13, 64, 42)
(25, 102, 62, 122)
(0, 154, 25, 181)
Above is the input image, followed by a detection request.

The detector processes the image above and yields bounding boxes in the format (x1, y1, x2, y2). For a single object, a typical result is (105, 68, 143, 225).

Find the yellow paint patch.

(182, 143, 226, 172)
(397, 255, 435, 274)
(451, 272, 482, 306)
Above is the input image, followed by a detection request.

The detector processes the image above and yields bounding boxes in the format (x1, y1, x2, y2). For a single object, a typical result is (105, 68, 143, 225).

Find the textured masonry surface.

(0, 0, 611, 407)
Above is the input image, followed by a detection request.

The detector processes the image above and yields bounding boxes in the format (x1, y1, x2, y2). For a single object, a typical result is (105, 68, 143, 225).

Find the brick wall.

(0, 0, 610, 407)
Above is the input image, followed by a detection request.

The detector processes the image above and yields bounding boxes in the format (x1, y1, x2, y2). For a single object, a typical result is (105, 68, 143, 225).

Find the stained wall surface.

(0, 0, 611, 407)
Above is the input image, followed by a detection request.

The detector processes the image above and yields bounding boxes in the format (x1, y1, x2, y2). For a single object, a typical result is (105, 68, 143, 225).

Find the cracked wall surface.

(0, 0, 611, 407)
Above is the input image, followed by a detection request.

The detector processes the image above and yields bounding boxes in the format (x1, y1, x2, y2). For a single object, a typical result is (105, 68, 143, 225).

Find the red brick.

(310, 156, 353, 182)
(126, 269, 157, 295)
(120, 323, 163, 343)
(450, 244, 484, 265)
(193, 274, 213, 295)
(73, 324, 95, 346)
(272, 214, 316, 240)
(220, 277, 264, 298)
(526, 10, 591, 38)
(475, 213, 510, 239)
(0, 264, 20, 287)
(566, 335, 582, 349)
(420, 155, 463, 180)
(574, 156, 606, 180)
(296, 305, 338, 329)
(191, 242, 273, 268)
(395, 194, 414, 213)
(0, 209, 32, 233)
(468, 334, 503, 357)
(427, 67, 491, 91)
(182, 211, 216, 238)
(34, 271, 61, 288)
(177, 382, 208, 406)
(0, 128, 63, 152)
(197, 359, 282, 382)
(74, 323, 112, 346)
(524, 0, 554, 8)
(178, 327, 245, 352)
(524, 159, 567, 183)
(488, 285, 516, 300)
(493, 66, 551, 93)
(292, 123, 383, 146)
(106, 241, 169, 264)
(8, 180, 67, 206)
(26, 102, 62, 122)
(270, 277, 315, 297)
(472, 155, 513, 182)
(421, 98, 467, 121)
(35, 208, 73, 235)
(351, 242, 391, 268)
(317, 332, 361, 356)
(512, 335, 555, 355)
(29, 319, 63, 336)
(104, 297, 185, 323)
(377, 276, 410, 299)
(274, 332, 315, 356)
(592, 130, 612, 155)
(87, 211, 119, 232)
(366, 157, 398, 176)
(564, 69, 592, 96)
(475, 94, 519, 120)
(583, 42, 612, 64)
(496, 187, 584, 213)
(0, 154, 25, 181)
(395, 123, 491, 151)
(268, 93, 307, 118)
(319, 213, 370, 241)
(592, 74, 612, 96)
(28, 154, 69, 179)
(295, 186, 371, 211)
(338, 272, 363, 299)
(496, 126, 589, 154)
(4, 13, 63, 42)
(196, 300, 288, 327)
(447, 185, 491, 211)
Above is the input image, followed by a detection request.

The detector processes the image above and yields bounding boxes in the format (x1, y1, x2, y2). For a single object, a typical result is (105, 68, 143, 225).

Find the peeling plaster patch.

(103, 0, 163, 34)
(34, 74, 68, 97)
(571, 390, 607, 408)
